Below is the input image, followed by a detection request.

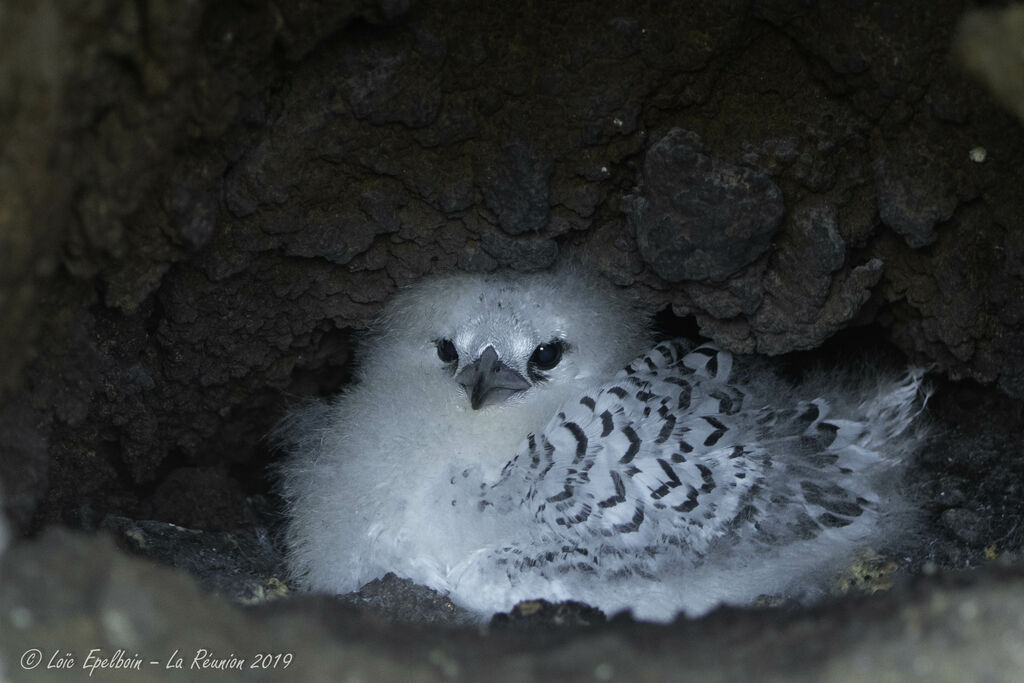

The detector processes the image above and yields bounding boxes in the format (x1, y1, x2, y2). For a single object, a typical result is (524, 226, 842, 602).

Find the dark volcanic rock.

(628, 128, 785, 283)
(337, 573, 477, 626)
(874, 137, 958, 249)
(478, 142, 554, 236)
(98, 516, 286, 605)
(941, 508, 989, 547)
(491, 599, 607, 632)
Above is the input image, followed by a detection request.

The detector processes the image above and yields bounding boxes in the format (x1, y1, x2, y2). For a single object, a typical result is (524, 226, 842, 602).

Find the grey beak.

(455, 346, 531, 410)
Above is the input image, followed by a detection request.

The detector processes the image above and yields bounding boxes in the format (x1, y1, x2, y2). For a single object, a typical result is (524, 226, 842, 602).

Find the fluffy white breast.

(276, 266, 651, 595)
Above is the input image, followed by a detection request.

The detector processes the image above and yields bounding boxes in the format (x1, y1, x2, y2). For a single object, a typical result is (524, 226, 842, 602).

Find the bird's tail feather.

(859, 366, 931, 447)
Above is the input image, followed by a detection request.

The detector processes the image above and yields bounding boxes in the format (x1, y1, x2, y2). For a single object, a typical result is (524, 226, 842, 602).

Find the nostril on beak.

(454, 346, 531, 409)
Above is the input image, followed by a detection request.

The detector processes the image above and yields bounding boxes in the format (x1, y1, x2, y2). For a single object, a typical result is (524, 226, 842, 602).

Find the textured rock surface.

(97, 515, 286, 605)
(628, 129, 785, 282)
(3, 530, 1024, 682)
(874, 137, 958, 249)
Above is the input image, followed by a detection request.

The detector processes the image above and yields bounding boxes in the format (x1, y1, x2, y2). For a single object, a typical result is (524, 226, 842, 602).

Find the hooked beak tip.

(456, 346, 530, 410)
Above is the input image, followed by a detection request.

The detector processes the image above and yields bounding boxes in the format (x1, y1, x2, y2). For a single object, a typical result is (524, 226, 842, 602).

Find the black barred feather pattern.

(500, 341, 760, 556)
(455, 342, 927, 600)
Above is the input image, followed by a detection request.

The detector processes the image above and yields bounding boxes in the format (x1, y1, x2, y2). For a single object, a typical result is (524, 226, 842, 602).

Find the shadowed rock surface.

(3, 530, 1024, 682)
(627, 128, 785, 283)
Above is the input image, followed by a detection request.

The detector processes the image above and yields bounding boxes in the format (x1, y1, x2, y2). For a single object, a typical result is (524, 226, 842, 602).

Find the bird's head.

(439, 315, 568, 411)
(360, 267, 652, 413)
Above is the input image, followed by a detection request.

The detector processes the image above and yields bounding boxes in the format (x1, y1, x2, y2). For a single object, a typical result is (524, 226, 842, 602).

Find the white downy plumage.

(276, 267, 928, 622)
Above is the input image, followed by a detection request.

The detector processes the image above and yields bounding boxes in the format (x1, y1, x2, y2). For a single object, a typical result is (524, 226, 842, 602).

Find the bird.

(275, 266, 929, 622)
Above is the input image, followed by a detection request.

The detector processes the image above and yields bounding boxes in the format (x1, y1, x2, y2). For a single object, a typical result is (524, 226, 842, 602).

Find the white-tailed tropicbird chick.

(276, 267, 928, 622)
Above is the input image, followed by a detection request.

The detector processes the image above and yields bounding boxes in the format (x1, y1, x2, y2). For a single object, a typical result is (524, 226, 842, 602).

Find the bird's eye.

(529, 341, 563, 371)
(436, 339, 458, 364)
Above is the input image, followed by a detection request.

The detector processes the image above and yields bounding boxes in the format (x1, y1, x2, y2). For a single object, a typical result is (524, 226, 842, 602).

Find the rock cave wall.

(2, 0, 1023, 536)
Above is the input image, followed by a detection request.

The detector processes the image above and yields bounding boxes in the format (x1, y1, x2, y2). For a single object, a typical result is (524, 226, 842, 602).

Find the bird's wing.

(480, 339, 928, 570)
(489, 341, 766, 557)
(454, 340, 927, 613)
